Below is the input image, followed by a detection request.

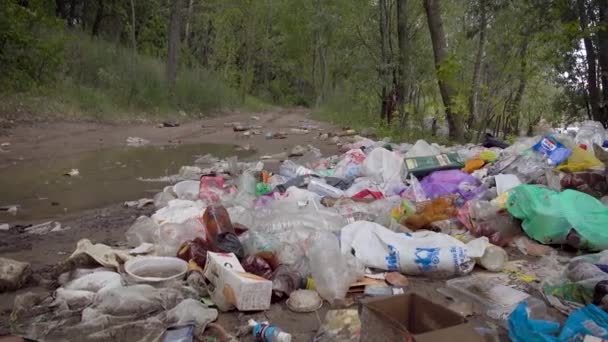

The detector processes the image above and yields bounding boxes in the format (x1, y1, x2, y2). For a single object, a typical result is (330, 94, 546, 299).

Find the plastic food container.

(440, 276, 546, 323)
(125, 256, 188, 284)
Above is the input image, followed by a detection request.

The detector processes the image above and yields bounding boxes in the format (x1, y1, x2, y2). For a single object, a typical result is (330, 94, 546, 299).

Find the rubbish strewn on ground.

(126, 136, 150, 146)
(9, 120, 608, 341)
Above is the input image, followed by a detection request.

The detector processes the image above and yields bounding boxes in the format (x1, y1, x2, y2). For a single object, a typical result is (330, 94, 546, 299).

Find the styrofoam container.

(124, 256, 188, 283)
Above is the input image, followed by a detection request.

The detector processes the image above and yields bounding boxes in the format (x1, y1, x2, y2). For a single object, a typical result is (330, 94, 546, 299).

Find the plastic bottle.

(307, 178, 344, 198)
(279, 160, 314, 179)
(249, 319, 292, 342)
(202, 205, 235, 243)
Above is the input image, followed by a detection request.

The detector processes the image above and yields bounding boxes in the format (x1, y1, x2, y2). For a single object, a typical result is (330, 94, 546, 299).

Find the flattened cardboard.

(360, 293, 484, 342)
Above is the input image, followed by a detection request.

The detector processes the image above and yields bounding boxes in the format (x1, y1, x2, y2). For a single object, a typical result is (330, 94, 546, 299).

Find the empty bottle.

(307, 178, 344, 198)
(202, 205, 235, 243)
(249, 319, 292, 342)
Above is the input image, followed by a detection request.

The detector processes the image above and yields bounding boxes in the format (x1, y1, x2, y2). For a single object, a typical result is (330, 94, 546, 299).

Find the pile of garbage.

(9, 120, 608, 341)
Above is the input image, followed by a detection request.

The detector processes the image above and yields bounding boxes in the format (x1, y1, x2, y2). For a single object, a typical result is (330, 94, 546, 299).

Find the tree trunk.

(578, 0, 602, 122)
(185, 0, 194, 48)
(68, 0, 79, 27)
(423, 0, 464, 142)
(166, 0, 184, 87)
(598, 0, 608, 125)
(130, 0, 137, 52)
(506, 37, 529, 135)
(378, 0, 392, 123)
(56, 0, 68, 19)
(396, 0, 409, 127)
(91, 0, 104, 36)
(468, 0, 486, 131)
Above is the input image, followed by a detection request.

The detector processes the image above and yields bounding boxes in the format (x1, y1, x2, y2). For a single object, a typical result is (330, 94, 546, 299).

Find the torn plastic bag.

(340, 221, 489, 277)
(507, 185, 608, 251)
(420, 170, 481, 200)
(401, 174, 428, 202)
(309, 232, 362, 304)
(165, 298, 218, 330)
(560, 172, 608, 198)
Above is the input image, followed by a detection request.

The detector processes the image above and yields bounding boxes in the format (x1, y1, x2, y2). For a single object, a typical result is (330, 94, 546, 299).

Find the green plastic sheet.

(506, 185, 608, 251)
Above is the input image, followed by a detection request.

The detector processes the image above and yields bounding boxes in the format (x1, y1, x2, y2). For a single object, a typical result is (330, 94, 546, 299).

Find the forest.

(1, 0, 608, 143)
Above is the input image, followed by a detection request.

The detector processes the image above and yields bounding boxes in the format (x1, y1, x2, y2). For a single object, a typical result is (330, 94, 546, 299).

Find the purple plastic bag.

(420, 170, 481, 200)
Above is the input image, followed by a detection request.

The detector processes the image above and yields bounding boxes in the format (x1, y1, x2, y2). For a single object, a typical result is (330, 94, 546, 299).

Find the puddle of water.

(0, 143, 247, 223)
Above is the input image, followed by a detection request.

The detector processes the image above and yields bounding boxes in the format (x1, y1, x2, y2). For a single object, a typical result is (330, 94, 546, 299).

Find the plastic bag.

(151, 199, 205, 224)
(403, 196, 458, 231)
(340, 221, 488, 277)
(153, 190, 175, 209)
(198, 176, 225, 202)
(560, 172, 608, 198)
(165, 298, 218, 328)
(404, 140, 440, 158)
(506, 185, 608, 251)
(401, 174, 428, 202)
(65, 271, 123, 292)
(361, 147, 405, 184)
(420, 170, 481, 200)
(333, 149, 366, 179)
(92, 284, 163, 316)
(555, 146, 604, 173)
(495, 174, 522, 195)
(309, 232, 362, 304)
(457, 200, 520, 246)
(576, 120, 606, 154)
(126, 216, 160, 247)
(158, 219, 206, 256)
(507, 302, 561, 342)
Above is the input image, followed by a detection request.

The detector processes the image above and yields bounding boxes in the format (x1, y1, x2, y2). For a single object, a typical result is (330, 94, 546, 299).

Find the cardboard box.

(359, 293, 484, 342)
(404, 153, 464, 177)
(203, 252, 272, 311)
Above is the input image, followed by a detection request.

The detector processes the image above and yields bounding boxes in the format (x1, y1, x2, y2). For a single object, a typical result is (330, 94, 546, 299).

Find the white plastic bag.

(405, 140, 440, 158)
(340, 221, 488, 277)
(65, 271, 123, 292)
(126, 216, 160, 247)
(151, 199, 205, 224)
(54, 288, 95, 309)
(361, 148, 405, 185)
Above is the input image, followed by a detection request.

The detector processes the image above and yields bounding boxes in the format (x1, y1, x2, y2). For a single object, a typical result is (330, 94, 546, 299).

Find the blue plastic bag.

(508, 302, 560, 342)
(508, 302, 608, 342)
(559, 304, 608, 341)
(533, 136, 572, 165)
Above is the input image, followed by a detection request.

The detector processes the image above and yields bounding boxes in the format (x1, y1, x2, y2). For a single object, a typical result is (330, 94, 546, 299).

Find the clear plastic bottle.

(249, 319, 292, 342)
(307, 178, 344, 198)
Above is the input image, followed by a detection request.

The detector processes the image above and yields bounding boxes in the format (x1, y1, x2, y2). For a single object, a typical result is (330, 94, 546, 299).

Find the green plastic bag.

(506, 185, 608, 251)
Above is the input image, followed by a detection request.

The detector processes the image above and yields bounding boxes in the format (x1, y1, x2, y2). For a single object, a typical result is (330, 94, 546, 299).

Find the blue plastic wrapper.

(533, 136, 573, 165)
(508, 302, 608, 342)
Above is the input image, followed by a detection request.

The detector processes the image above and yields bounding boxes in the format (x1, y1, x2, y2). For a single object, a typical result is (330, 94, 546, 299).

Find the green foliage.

(0, 0, 65, 91)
